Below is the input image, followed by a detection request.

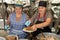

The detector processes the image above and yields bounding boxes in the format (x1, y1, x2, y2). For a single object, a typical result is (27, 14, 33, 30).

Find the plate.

(0, 37, 6, 40)
(23, 27, 34, 33)
(19, 39, 28, 40)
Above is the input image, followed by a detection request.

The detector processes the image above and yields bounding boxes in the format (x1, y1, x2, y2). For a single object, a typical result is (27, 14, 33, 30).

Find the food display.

(23, 27, 34, 32)
(25, 27, 32, 31)
(6, 35, 18, 40)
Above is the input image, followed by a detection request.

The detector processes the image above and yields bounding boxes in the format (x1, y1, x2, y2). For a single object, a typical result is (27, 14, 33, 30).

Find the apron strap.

(37, 13, 46, 21)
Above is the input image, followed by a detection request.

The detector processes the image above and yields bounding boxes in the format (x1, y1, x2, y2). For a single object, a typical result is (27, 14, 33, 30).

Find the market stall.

(0, 0, 60, 40)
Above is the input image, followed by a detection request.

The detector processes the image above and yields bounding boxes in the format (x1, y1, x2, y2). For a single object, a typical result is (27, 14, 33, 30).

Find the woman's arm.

(4, 16, 10, 29)
(31, 18, 52, 31)
(6, 14, 11, 25)
(35, 18, 52, 28)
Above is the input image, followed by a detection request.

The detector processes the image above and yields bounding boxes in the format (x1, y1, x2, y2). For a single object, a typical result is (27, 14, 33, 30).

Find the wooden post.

(1, 0, 5, 30)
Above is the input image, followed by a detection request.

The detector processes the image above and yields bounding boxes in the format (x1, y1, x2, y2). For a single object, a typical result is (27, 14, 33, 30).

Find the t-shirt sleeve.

(46, 9, 52, 19)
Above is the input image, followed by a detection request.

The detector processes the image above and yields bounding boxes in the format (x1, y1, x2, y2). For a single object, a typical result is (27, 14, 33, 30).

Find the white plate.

(23, 28, 34, 33)
(19, 39, 28, 40)
(0, 37, 6, 40)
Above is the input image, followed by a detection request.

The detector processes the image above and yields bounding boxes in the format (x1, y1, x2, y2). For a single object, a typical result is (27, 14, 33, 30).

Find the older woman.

(6, 4, 29, 38)
(30, 1, 52, 37)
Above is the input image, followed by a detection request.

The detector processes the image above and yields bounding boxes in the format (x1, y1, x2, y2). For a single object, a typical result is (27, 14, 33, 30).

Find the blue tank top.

(9, 12, 28, 38)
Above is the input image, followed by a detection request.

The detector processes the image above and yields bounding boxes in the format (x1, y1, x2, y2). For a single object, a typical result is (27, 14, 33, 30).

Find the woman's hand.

(31, 25, 37, 31)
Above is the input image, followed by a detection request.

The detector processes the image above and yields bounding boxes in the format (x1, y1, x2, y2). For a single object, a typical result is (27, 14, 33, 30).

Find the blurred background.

(0, 0, 60, 40)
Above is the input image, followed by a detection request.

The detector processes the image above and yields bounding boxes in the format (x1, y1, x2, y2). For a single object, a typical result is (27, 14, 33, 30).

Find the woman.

(6, 4, 29, 38)
(31, 1, 52, 37)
